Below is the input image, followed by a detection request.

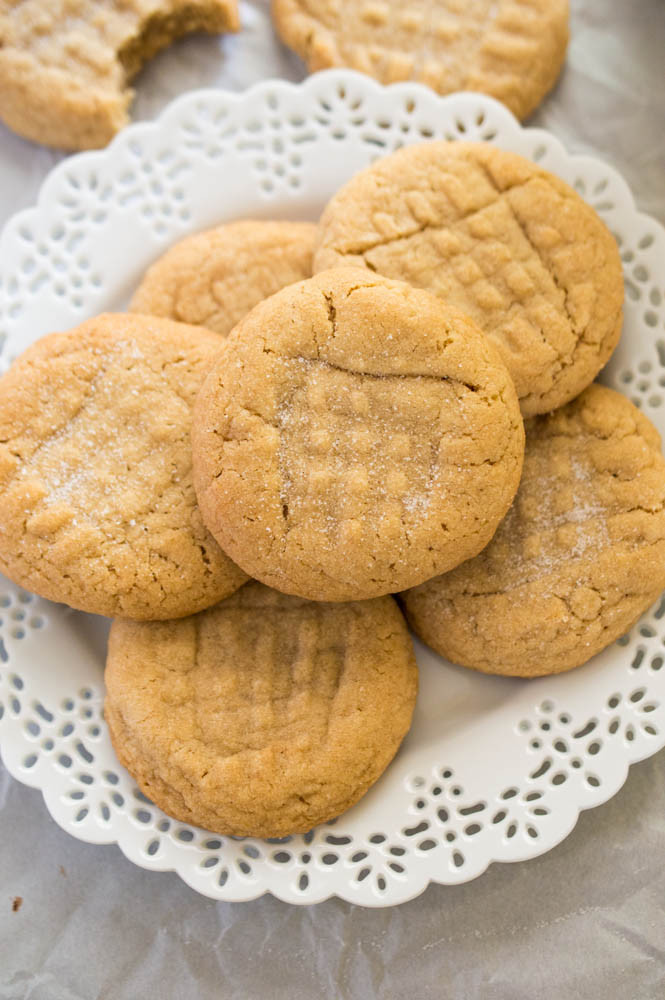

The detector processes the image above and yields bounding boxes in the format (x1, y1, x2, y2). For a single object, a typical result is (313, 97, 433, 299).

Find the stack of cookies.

(1, 142, 664, 838)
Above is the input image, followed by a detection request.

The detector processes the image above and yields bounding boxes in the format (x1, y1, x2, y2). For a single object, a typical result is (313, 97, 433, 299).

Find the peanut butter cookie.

(403, 385, 665, 677)
(131, 220, 318, 337)
(0, 313, 247, 619)
(192, 267, 524, 602)
(105, 581, 418, 837)
(272, 0, 568, 120)
(0, 0, 239, 150)
(315, 142, 624, 417)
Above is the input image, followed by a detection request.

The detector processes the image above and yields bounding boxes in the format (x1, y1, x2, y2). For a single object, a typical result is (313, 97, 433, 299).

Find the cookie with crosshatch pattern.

(271, 0, 569, 121)
(105, 581, 418, 837)
(314, 141, 624, 417)
(0, 0, 239, 151)
(130, 220, 319, 338)
(0, 313, 247, 619)
(192, 267, 525, 601)
(402, 385, 665, 677)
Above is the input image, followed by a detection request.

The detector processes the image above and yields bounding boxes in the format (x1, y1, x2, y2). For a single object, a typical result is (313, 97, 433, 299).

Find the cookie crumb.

(12, 896, 22, 912)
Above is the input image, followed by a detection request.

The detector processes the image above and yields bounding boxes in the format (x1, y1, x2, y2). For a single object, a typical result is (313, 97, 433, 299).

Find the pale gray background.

(1, 2, 665, 997)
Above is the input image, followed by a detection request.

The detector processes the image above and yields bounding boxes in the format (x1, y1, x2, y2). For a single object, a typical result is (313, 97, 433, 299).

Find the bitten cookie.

(131, 220, 318, 337)
(402, 385, 665, 678)
(105, 581, 418, 837)
(315, 142, 624, 417)
(0, 313, 247, 619)
(272, 0, 568, 120)
(192, 267, 525, 602)
(0, 0, 239, 151)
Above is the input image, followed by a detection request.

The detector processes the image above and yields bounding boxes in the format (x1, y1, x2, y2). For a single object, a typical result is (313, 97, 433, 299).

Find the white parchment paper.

(1, 2, 665, 997)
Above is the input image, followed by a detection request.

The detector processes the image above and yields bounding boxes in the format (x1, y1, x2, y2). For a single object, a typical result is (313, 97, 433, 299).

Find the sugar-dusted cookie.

(0, 313, 247, 619)
(272, 0, 568, 120)
(131, 220, 318, 337)
(0, 0, 239, 151)
(315, 142, 624, 417)
(403, 385, 665, 678)
(105, 581, 418, 837)
(192, 267, 524, 602)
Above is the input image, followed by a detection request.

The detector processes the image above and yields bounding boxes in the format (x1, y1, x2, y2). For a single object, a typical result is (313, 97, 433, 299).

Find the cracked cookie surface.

(105, 580, 418, 837)
(192, 267, 525, 601)
(402, 385, 665, 677)
(131, 220, 318, 338)
(315, 142, 624, 417)
(0, 0, 239, 150)
(271, 0, 568, 121)
(0, 313, 247, 619)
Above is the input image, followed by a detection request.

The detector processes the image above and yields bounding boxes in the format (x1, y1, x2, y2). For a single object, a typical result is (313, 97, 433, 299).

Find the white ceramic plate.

(1, 71, 664, 908)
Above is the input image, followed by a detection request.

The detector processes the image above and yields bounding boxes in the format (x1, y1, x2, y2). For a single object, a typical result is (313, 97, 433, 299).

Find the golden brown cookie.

(192, 267, 525, 602)
(131, 220, 318, 337)
(104, 581, 418, 837)
(271, 0, 568, 120)
(402, 385, 665, 678)
(315, 142, 624, 417)
(0, 313, 247, 619)
(0, 0, 239, 151)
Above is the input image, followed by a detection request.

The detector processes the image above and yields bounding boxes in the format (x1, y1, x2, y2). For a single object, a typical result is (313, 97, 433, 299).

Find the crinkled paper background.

(1, 2, 665, 997)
